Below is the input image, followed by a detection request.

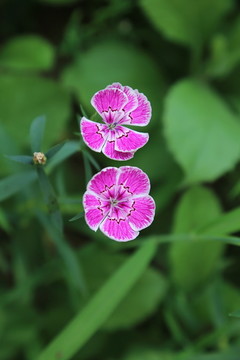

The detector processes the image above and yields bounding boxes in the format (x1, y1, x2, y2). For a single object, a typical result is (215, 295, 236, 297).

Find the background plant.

(1, 0, 240, 359)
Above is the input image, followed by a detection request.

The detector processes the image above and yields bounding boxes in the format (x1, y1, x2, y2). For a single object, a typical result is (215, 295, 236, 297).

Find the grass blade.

(37, 241, 156, 360)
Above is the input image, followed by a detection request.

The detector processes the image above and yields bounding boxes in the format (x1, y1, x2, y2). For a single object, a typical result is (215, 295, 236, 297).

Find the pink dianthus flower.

(80, 83, 151, 160)
(83, 166, 155, 241)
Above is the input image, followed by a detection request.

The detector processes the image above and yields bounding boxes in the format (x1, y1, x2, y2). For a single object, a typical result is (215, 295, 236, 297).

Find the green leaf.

(104, 266, 167, 330)
(69, 212, 84, 222)
(163, 79, 240, 183)
(0, 141, 79, 203)
(77, 244, 167, 330)
(82, 150, 100, 171)
(229, 310, 240, 318)
(61, 41, 165, 129)
(5, 155, 33, 165)
(82, 151, 93, 184)
(0, 74, 71, 149)
(37, 212, 86, 295)
(169, 186, 224, 291)
(30, 115, 46, 153)
(45, 141, 66, 160)
(140, 0, 233, 48)
(199, 207, 240, 235)
(0, 171, 37, 202)
(0, 35, 55, 71)
(46, 141, 80, 172)
(36, 241, 156, 360)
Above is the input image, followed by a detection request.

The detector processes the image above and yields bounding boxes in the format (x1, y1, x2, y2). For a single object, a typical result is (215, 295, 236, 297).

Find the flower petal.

(102, 139, 134, 161)
(85, 207, 106, 231)
(83, 192, 100, 209)
(115, 126, 149, 152)
(108, 83, 138, 114)
(80, 117, 108, 152)
(100, 217, 139, 242)
(91, 88, 128, 117)
(87, 167, 118, 195)
(126, 91, 152, 126)
(117, 167, 150, 195)
(129, 195, 155, 231)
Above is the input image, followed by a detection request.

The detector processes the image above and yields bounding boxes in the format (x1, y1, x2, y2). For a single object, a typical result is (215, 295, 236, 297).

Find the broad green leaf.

(0, 74, 71, 149)
(163, 79, 240, 183)
(37, 241, 156, 360)
(199, 207, 240, 235)
(0, 35, 55, 71)
(0, 171, 37, 202)
(5, 155, 33, 165)
(30, 115, 46, 153)
(169, 186, 224, 291)
(140, 0, 233, 48)
(206, 16, 240, 77)
(61, 41, 165, 129)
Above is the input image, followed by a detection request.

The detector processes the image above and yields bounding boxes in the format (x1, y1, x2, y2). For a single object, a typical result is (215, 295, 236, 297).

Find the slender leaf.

(37, 212, 87, 296)
(30, 115, 46, 153)
(5, 155, 33, 165)
(45, 141, 66, 160)
(0, 170, 37, 202)
(69, 212, 84, 222)
(46, 141, 80, 172)
(82, 151, 93, 184)
(229, 310, 240, 318)
(37, 241, 156, 360)
(82, 150, 101, 171)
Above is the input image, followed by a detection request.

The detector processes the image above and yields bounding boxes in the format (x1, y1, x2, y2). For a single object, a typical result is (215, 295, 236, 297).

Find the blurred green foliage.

(1, 0, 240, 359)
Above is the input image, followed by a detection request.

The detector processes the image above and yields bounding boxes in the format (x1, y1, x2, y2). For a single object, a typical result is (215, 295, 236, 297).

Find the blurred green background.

(2, 0, 240, 359)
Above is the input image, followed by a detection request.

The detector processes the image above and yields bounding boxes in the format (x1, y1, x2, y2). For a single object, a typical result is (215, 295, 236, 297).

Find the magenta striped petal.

(129, 196, 155, 231)
(102, 139, 134, 161)
(117, 166, 150, 195)
(125, 91, 152, 126)
(100, 217, 139, 242)
(87, 167, 118, 195)
(80, 83, 151, 159)
(80, 117, 108, 152)
(115, 126, 149, 152)
(91, 88, 128, 118)
(82, 166, 155, 241)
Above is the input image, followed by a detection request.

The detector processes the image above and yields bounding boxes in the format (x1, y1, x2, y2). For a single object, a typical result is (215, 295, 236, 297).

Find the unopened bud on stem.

(33, 152, 47, 165)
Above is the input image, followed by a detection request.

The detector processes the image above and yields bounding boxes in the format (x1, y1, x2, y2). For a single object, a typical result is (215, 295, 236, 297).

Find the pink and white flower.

(83, 166, 155, 241)
(80, 83, 151, 160)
